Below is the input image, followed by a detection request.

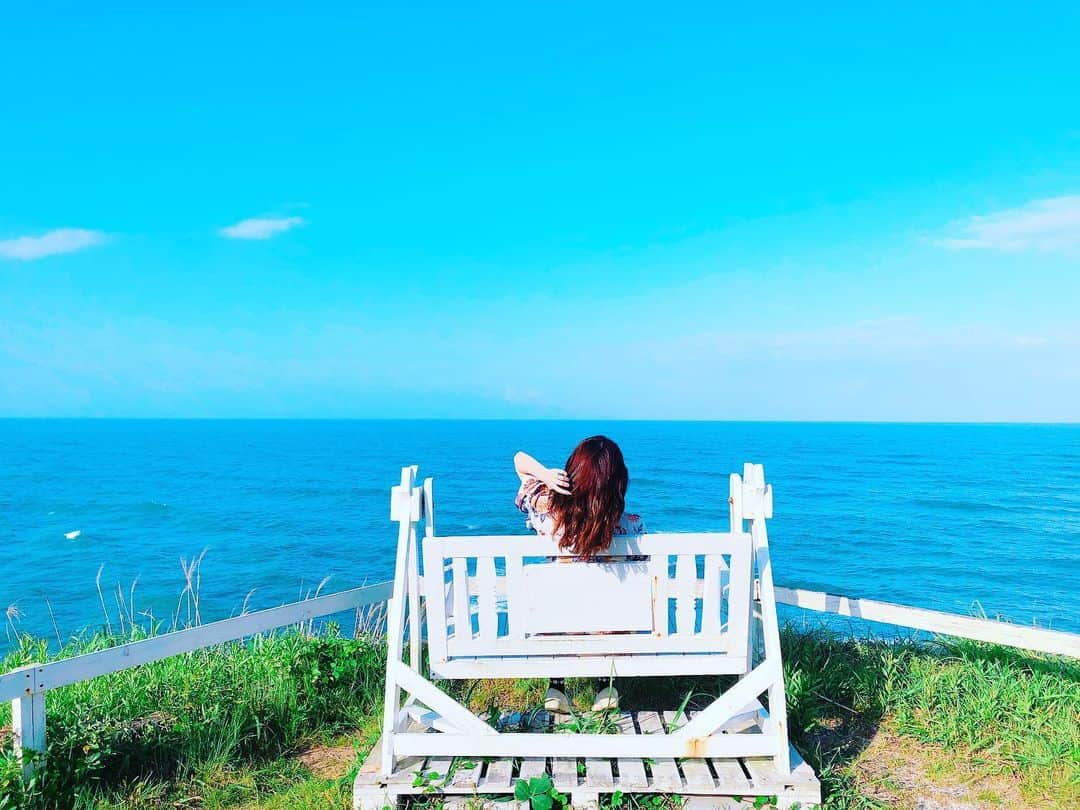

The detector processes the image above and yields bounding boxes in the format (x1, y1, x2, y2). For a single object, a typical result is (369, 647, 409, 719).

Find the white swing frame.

(380, 463, 792, 776)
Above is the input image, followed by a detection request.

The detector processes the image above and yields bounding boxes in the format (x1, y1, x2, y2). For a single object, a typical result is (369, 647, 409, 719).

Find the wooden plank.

(429, 532, 749, 555)
(774, 585, 1080, 659)
(451, 557, 470, 641)
(552, 756, 578, 790)
(636, 711, 681, 791)
(0, 582, 394, 701)
(479, 757, 514, 790)
(675, 555, 697, 635)
(614, 712, 648, 789)
(504, 554, 525, 640)
(477, 557, 498, 642)
(585, 757, 614, 790)
(664, 711, 713, 791)
(424, 653, 749, 680)
(11, 676, 46, 779)
(387, 754, 426, 784)
(407, 527, 422, 668)
(422, 539, 450, 667)
(650, 555, 670, 637)
(394, 730, 778, 759)
(449, 756, 482, 789)
(709, 756, 752, 794)
(449, 632, 747, 657)
(522, 563, 655, 635)
(388, 661, 497, 736)
(423, 755, 454, 782)
(354, 735, 385, 786)
(701, 554, 723, 635)
(675, 661, 777, 739)
(519, 756, 548, 779)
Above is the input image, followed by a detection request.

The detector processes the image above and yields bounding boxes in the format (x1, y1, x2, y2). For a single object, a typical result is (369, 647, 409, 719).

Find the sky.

(1, 3, 1079, 421)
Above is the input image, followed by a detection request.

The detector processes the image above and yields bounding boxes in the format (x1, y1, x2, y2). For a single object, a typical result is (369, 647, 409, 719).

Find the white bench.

(362, 464, 817, 808)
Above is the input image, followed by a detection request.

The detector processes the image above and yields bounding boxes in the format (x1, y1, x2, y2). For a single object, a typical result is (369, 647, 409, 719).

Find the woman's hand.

(515, 451, 571, 493)
(539, 467, 571, 495)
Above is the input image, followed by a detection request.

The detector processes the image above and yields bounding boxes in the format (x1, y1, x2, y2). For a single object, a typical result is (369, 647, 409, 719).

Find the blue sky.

(2, 3, 1078, 420)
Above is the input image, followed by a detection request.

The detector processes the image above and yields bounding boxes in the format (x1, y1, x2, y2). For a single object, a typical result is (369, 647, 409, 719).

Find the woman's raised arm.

(514, 451, 571, 494)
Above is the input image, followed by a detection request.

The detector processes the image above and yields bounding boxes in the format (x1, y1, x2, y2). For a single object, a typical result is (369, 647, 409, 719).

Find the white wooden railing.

(3, 578, 1078, 780)
(0, 580, 393, 779)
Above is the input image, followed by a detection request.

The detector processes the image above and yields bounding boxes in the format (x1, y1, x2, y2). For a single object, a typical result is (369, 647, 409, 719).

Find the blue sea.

(2, 420, 1078, 651)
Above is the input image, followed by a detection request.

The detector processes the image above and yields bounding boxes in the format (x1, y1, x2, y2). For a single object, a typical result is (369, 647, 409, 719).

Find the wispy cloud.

(219, 216, 306, 240)
(936, 195, 1080, 252)
(0, 228, 107, 261)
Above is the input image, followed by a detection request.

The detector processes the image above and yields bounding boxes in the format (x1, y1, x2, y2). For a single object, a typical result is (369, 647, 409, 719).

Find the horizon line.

(0, 416, 1077, 426)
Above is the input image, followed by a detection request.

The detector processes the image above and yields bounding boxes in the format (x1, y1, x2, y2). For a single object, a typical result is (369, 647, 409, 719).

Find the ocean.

(2, 419, 1078, 651)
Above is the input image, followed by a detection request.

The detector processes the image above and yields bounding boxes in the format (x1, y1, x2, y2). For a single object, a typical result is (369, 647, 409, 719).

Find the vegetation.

(1, 623, 1077, 809)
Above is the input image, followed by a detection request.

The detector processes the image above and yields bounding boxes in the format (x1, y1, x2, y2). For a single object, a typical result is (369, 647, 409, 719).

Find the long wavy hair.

(550, 435, 629, 557)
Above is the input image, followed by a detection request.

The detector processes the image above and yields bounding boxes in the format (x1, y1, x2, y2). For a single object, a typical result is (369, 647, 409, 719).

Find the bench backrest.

(421, 530, 753, 678)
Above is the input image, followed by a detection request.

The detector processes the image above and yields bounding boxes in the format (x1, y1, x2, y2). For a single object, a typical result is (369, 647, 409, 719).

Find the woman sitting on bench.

(513, 435, 646, 715)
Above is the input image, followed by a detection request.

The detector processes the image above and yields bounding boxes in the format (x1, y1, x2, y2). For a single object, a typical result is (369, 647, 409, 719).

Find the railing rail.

(4, 577, 1079, 780)
(775, 586, 1080, 659)
(3, 580, 394, 778)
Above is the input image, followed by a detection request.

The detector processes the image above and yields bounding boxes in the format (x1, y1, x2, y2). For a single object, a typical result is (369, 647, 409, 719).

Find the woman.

(513, 435, 645, 713)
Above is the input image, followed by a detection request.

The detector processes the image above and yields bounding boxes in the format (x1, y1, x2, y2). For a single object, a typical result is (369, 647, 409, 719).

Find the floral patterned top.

(515, 475, 646, 539)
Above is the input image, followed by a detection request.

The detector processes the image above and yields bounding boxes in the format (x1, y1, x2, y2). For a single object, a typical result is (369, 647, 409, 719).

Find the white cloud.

(937, 195, 1080, 252)
(219, 216, 306, 240)
(0, 228, 107, 261)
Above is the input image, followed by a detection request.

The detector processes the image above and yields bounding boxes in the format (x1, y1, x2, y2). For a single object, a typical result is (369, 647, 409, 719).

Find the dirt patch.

(851, 729, 1030, 809)
(296, 744, 358, 779)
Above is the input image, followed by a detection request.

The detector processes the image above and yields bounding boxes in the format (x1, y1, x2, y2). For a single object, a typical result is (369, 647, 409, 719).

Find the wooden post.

(382, 465, 419, 776)
(11, 663, 45, 780)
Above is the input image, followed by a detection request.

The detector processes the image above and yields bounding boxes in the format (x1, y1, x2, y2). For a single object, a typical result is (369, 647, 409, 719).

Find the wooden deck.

(354, 710, 820, 809)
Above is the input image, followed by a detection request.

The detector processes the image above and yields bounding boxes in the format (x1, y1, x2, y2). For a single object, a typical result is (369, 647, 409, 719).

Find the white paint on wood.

(675, 555, 697, 635)
(614, 713, 648, 788)
(585, 757, 614, 789)
(523, 562, 654, 635)
(552, 756, 578, 790)
(519, 757, 547, 779)
(388, 661, 496, 737)
(451, 557, 470, 641)
(0, 581, 394, 703)
(477, 557, 497, 642)
(701, 554, 723, 635)
(429, 654, 748, 679)
(480, 757, 513, 789)
(774, 585, 1080, 659)
(674, 662, 778, 740)
(636, 711, 681, 791)
(504, 554, 525, 640)
(11, 665, 45, 780)
(392, 732, 778, 759)
(427, 533, 749, 559)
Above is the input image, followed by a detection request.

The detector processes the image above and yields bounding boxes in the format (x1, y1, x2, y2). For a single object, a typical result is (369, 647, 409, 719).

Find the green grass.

(0, 626, 385, 809)
(1, 624, 1077, 809)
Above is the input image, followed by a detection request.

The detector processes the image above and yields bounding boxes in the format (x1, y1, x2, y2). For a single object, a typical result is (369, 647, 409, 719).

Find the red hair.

(550, 435, 628, 557)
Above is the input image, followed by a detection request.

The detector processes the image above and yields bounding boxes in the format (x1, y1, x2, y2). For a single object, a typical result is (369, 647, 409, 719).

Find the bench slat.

(519, 757, 547, 779)
(637, 711, 681, 791)
(477, 557, 497, 642)
(452, 558, 470, 640)
(480, 758, 513, 789)
(552, 757, 578, 790)
(585, 757, 614, 789)
(675, 555, 698, 635)
(614, 713, 648, 788)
